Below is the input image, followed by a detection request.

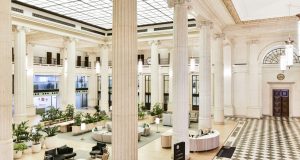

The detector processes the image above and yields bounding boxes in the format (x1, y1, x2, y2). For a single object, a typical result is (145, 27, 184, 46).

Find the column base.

(13, 114, 27, 123)
(198, 117, 212, 130)
(26, 106, 36, 116)
(247, 106, 262, 118)
(214, 121, 225, 125)
(0, 139, 13, 160)
(224, 105, 234, 116)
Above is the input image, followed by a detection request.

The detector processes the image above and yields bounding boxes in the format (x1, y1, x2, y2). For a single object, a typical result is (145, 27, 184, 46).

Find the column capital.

(167, 0, 189, 7)
(214, 33, 225, 40)
(247, 39, 259, 45)
(63, 37, 78, 43)
(148, 40, 160, 46)
(14, 25, 30, 33)
(99, 43, 111, 49)
(196, 20, 213, 29)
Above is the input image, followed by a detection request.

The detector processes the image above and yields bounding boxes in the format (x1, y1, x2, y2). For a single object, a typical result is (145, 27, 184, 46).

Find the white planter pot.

(24, 141, 32, 147)
(32, 143, 42, 153)
(23, 147, 32, 154)
(44, 135, 58, 149)
(72, 126, 81, 135)
(13, 150, 22, 159)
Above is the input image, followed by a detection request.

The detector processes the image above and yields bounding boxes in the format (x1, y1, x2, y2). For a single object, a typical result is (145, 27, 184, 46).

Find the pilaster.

(100, 44, 110, 113)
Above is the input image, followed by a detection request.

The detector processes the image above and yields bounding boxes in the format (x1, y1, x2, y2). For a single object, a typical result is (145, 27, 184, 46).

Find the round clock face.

(277, 73, 285, 80)
(147, 57, 151, 65)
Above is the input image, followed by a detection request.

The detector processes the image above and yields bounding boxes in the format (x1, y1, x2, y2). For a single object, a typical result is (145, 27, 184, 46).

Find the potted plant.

(65, 104, 75, 120)
(31, 124, 43, 153)
(43, 126, 59, 149)
(72, 112, 82, 134)
(13, 143, 27, 159)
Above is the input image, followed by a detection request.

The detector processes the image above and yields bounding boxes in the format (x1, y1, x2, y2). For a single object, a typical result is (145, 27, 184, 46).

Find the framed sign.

(174, 142, 185, 160)
(277, 73, 285, 80)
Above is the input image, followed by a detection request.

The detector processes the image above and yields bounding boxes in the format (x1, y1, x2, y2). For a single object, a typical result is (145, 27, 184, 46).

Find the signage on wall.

(174, 142, 185, 160)
(277, 73, 285, 80)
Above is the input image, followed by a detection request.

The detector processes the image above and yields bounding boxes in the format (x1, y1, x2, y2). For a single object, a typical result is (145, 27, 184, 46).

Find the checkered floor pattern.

(220, 116, 300, 160)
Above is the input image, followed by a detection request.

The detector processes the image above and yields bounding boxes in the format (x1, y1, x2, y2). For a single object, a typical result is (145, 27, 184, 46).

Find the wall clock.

(277, 73, 285, 80)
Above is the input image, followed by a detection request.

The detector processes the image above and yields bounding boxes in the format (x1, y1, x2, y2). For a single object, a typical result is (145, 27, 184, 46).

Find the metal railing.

(76, 61, 91, 68)
(34, 81, 59, 92)
(33, 57, 63, 66)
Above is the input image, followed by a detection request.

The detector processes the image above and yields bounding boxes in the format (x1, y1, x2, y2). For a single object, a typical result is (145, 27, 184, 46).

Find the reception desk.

(189, 130, 220, 151)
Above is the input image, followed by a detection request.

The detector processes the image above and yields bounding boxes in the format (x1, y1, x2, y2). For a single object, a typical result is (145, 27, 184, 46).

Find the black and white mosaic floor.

(216, 116, 300, 160)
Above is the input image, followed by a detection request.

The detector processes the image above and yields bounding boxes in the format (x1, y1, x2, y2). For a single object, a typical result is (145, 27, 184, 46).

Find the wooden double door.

(273, 89, 289, 117)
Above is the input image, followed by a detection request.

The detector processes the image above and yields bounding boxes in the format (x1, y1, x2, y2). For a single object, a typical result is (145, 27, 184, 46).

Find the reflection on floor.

(219, 116, 300, 160)
(20, 115, 237, 160)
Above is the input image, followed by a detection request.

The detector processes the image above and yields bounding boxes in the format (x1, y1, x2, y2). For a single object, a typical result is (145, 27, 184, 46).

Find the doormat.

(216, 146, 236, 158)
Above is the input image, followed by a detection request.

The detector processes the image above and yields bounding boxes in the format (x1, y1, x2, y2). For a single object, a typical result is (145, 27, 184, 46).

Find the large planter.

(23, 147, 32, 154)
(72, 121, 106, 135)
(44, 135, 58, 149)
(13, 150, 23, 159)
(148, 116, 156, 124)
(32, 143, 42, 153)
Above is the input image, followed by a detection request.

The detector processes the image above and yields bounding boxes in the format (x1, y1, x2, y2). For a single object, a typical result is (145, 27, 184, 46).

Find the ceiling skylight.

(16, 0, 180, 29)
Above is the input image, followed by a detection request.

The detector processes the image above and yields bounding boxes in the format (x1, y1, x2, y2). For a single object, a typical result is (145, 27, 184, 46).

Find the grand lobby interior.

(1, 0, 300, 160)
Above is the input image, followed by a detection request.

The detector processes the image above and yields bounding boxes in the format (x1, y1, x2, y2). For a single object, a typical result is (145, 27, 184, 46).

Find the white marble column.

(100, 44, 109, 113)
(26, 43, 35, 116)
(0, 0, 13, 159)
(198, 21, 212, 130)
(170, 1, 190, 158)
(138, 74, 144, 104)
(112, 0, 138, 160)
(59, 48, 67, 108)
(223, 43, 234, 116)
(65, 38, 76, 106)
(88, 53, 97, 107)
(150, 40, 159, 109)
(168, 49, 173, 112)
(213, 34, 225, 124)
(247, 40, 262, 118)
(14, 26, 28, 120)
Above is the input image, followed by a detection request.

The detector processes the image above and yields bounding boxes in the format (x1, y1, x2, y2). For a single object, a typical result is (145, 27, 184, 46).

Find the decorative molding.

(222, 0, 241, 24)
(148, 40, 160, 46)
(222, 0, 298, 25)
(214, 33, 225, 40)
(195, 20, 213, 29)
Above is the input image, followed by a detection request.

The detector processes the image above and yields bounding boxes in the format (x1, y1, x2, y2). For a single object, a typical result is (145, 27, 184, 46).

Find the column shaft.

(223, 43, 234, 116)
(168, 49, 173, 112)
(112, 0, 138, 160)
(150, 41, 159, 108)
(214, 35, 224, 124)
(0, 0, 13, 159)
(66, 39, 76, 106)
(198, 22, 212, 130)
(14, 27, 27, 119)
(100, 45, 109, 113)
(88, 53, 97, 107)
(172, 2, 190, 158)
(26, 43, 35, 116)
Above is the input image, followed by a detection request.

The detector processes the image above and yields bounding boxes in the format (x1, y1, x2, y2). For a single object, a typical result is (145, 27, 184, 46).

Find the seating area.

(44, 145, 76, 160)
(89, 142, 108, 159)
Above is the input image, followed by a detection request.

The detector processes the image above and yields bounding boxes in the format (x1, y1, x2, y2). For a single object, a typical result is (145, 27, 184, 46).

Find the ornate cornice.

(222, 0, 241, 24)
(222, 0, 298, 25)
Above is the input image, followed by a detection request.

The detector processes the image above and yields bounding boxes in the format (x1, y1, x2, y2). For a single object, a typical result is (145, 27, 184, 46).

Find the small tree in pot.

(13, 143, 27, 159)
(43, 126, 59, 149)
(31, 124, 43, 153)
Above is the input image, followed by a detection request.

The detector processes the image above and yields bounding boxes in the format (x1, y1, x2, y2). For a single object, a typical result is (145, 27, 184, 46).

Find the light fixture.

(190, 58, 195, 72)
(96, 61, 101, 74)
(280, 55, 287, 71)
(80, 123, 86, 140)
(285, 38, 294, 66)
(138, 59, 143, 73)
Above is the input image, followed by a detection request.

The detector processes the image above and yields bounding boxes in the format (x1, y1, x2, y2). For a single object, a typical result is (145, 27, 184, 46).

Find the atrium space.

(1, 0, 300, 160)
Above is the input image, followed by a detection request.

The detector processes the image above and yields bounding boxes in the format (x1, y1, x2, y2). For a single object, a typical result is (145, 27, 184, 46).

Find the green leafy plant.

(31, 124, 43, 145)
(73, 112, 82, 126)
(65, 104, 75, 118)
(143, 123, 150, 128)
(14, 143, 27, 151)
(94, 105, 100, 113)
(43, 126, 59, 137)
(13, 121, 31, 143)
(150, 103, 163, 117)
(84, 113, 95, 123)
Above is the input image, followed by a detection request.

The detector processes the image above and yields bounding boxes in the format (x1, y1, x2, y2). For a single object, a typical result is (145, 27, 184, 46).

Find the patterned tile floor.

(217, 116, 300, 160)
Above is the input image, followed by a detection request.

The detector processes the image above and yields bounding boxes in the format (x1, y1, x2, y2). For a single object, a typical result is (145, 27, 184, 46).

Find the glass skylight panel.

(15, 0, 188, 29)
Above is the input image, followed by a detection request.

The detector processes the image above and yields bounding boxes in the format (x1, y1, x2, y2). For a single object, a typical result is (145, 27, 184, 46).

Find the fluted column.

(213, 34, 225, 124)
(65, 38, 76, 106)
(138, 74, 144, 104)
(88, 53, 97, 107)
(0, 0, 13, 159)
(26, 43, 35, 116)
(168, 49, 173, 112)
(100, 44, 109, 113)
(14, 26, 28, 120)
(112, 0, 138, 160)
(170, 0, 190, 158)
(150, 40, 160, 109)
(59, 48, 67, 108)
(198, 20, 212, 130)
(247, 40, 262, 118)
(223, 43, 234, 116)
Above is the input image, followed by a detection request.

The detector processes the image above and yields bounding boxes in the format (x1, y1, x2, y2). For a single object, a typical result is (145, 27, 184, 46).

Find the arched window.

(263, 47, 300, 64)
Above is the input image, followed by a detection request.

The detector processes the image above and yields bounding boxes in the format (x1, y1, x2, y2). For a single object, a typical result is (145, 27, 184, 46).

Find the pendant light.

(190, 58, 195, 72)
(280, 55, 287, 71)
(285, 37, 294, 66)
(138, 59, 143, 73)
(96, 61, 101, 74)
